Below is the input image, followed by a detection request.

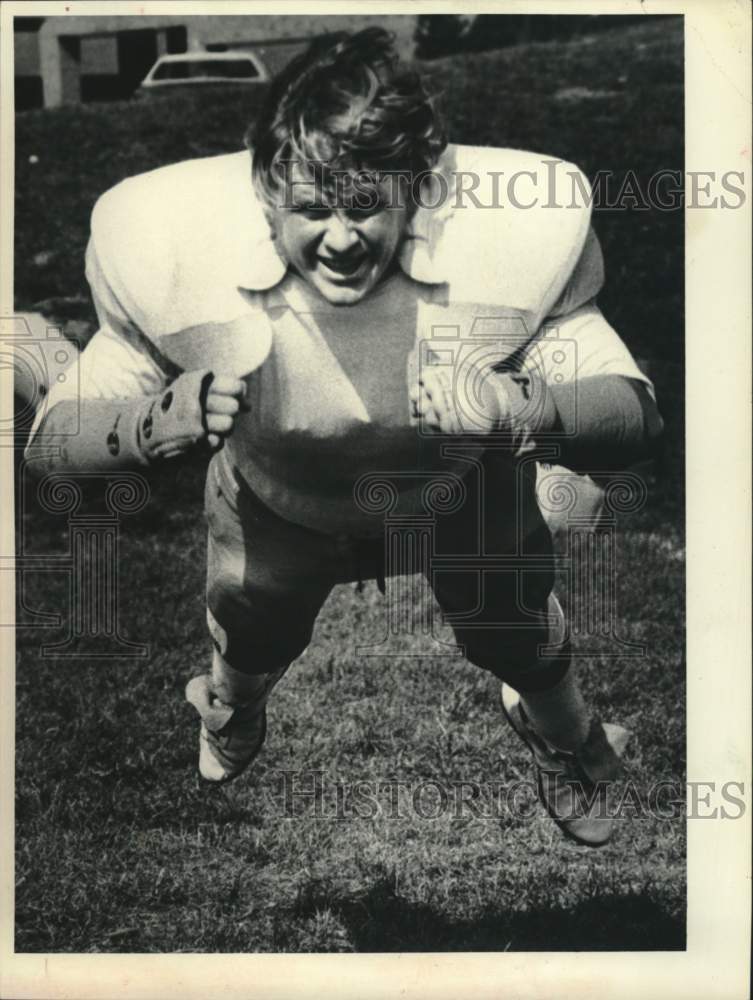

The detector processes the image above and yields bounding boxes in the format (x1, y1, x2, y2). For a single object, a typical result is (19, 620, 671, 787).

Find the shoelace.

(518, 701, 582, 764)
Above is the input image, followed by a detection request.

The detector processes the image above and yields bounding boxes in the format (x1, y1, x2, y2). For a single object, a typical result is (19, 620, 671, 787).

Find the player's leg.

(429, 460, 628, 845)
(509, 592, 590, 752)
(433, 560, 627, 844)
(429, 516, 571, 699)
(185, 458, 335, 783)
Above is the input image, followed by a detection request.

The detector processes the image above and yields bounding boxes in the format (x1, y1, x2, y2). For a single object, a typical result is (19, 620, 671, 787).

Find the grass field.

(13, 18, 685, 953)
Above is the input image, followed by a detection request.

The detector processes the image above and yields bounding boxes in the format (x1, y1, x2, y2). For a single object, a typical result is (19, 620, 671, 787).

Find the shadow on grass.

(295, 877, 685, 952)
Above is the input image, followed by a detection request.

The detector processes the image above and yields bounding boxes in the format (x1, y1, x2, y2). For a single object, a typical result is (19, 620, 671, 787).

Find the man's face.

(268, 166, 411, 306)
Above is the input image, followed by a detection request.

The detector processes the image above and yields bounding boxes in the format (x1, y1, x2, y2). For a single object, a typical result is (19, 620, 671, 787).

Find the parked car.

(136, 51, 270, 95)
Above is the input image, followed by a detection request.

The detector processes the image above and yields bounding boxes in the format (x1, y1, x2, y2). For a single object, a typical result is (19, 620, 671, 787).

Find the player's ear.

(261, 202, 279, 243)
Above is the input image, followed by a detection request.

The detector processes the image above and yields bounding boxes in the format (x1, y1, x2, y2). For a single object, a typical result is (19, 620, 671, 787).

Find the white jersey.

(32, 144, 650, 535)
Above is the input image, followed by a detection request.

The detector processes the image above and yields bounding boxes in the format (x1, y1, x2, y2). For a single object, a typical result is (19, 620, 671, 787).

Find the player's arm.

(412, 218, 664, 469)
(413, 308, 663, 471)
(544, 370, 663, 472)
(25, 210, 247, 475)
(516, 297, 664, 472)
(494, 366, 662, 472)
(413, 358, 661, 469)
(516, 222, 664, 471)
(26, 353, 247, 477)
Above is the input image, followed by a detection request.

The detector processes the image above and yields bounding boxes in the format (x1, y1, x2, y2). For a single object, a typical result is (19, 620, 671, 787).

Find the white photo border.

(1, 1, 750, 997)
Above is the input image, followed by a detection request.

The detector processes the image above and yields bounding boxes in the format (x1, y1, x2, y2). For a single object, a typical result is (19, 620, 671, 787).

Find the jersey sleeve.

(26, 200, 174, 446)
(537, 301, 652, 388)
(523, 227, 653, 396)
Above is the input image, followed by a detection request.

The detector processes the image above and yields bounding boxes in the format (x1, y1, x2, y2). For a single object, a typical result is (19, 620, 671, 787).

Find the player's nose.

(321, 213, 360, 254)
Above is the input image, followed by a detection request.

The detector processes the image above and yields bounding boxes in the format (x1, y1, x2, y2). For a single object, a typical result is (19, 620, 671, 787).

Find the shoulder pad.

(88, 152, 268, 338)
(406, 145, 594, 316)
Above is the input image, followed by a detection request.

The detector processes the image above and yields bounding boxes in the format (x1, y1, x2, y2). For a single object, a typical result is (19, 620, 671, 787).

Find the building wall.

(80, 35, 118, 75)
(14, 20, 44, 109)
(14, 30, 41, 75)
(38, 14, 416, 54)
(27, 13, 417, 108)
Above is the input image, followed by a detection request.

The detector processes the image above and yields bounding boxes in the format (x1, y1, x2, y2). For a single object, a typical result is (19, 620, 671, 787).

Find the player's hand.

(409, 364, 509, 435)
(137, 369, 248, 463)
(203, 373, 247, 451)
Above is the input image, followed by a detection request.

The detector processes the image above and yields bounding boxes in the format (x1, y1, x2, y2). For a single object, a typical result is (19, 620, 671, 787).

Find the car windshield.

(152, 59, 259, 81)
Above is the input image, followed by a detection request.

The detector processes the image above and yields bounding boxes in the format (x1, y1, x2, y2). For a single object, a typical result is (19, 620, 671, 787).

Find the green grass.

(14, 454, 685, 952)
(14, 18, 685, 953)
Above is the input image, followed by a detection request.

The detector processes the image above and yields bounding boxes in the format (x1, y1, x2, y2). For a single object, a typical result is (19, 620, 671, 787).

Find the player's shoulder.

(444, 143, 592, 253)
(92, 150, 252, 210)
(413, 144, 594, 310)
(90, 150, 254, 244)
(450, 142, 587, 181)
(87, 151, 268, 335)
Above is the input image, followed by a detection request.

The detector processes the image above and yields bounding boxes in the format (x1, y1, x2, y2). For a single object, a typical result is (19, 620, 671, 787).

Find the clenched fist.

(201, 373, 248, 452)
(135, 369, 248, 462)
(409, 363, 557, 455)
(409, 363, 510, 435)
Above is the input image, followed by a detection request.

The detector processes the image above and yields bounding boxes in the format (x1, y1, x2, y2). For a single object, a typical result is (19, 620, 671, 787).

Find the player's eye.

(293, 204, 332, 220)
(345, 201, 385, 220)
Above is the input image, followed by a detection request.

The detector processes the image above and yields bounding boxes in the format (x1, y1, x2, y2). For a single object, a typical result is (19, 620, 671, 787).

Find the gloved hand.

(28, 369, 248, 473)
(409, 363, 558, 443)
(134, 369, 247, 461)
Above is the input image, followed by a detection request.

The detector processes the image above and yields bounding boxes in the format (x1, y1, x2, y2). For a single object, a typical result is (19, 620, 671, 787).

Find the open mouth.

(317, 254, 367, 279)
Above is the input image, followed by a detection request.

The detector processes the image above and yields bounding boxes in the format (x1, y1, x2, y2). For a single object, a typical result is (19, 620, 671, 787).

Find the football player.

(27, 28, 662, 846)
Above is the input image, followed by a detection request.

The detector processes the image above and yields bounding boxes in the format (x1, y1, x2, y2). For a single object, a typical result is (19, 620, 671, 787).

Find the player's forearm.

(549, 375, 664, 471)
(27, 397, 148, 476)
(26, 369, 216, 476)
(490, 372, 663, 472)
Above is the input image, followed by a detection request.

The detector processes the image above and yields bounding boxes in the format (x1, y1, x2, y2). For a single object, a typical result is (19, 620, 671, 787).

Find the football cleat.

(185, 674, 267, 784)
(500, 683, 630, 847)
